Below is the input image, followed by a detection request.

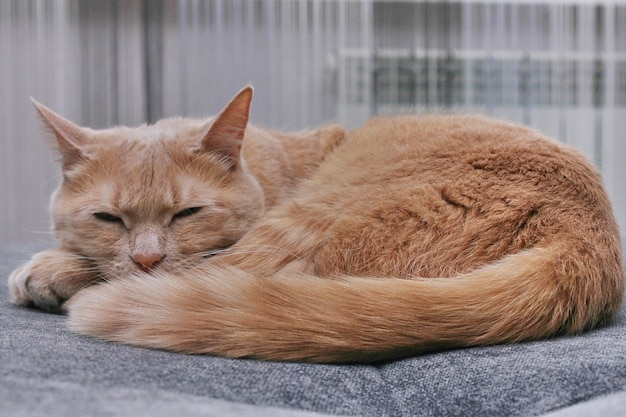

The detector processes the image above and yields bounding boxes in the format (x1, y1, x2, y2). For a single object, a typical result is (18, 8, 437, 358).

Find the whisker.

(217, 245, 302, 259)
(201, 247, 230, 258)
(42, 172, 63, 187)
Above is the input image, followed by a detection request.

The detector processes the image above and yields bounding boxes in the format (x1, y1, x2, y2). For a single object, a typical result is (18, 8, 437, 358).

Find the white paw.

(7, 258, 64, 313)
(8, 264, 33, 306)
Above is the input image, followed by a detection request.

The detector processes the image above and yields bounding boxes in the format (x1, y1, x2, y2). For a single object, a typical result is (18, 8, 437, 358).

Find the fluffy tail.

(68, 243, 623, 363)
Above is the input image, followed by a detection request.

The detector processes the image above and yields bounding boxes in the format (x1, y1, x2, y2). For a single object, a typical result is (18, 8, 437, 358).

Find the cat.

(9, 86, 625, 363)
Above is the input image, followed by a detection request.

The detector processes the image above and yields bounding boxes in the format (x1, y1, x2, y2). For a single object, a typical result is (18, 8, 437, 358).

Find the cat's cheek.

(56, 221, 127, 260)
(171, 225, 226, 257)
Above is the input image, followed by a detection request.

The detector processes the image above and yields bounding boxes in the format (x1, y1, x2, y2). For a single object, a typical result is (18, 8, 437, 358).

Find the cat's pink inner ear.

(200, 86, 254, 165)
(31, 98, 90, 170)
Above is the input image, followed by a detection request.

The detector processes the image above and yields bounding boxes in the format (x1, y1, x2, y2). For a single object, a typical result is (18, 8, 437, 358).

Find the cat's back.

(341, 114, 586, 167)
(302, 114, 616, 251)
(291, 114, 620, 279)
(322, 114, 603, 198)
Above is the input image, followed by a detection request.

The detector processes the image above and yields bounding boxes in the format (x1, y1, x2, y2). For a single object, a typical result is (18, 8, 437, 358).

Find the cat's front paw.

(8, 249, 97, 313)
(9, 263, 63, 312)
(8, 264, 33, 307)
(9, 259, 64, 313)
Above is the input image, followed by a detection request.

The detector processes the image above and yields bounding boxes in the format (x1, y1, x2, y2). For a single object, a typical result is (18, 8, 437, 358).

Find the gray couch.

(2, 242, 625, 417)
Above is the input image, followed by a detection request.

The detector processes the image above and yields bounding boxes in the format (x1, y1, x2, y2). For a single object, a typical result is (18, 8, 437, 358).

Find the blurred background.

(1, 0, 625, 243)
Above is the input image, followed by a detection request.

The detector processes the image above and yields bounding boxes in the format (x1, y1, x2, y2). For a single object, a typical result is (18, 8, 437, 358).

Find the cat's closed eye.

(93, 212, 123, 224)
(172, 207, 202, 221)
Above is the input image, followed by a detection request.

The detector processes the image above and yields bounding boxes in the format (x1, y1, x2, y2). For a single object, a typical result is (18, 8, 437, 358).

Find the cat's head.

(34, 86, 265, 277)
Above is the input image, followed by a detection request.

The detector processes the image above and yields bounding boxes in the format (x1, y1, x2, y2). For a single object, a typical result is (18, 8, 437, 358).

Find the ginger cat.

(9, 86, 624, 363)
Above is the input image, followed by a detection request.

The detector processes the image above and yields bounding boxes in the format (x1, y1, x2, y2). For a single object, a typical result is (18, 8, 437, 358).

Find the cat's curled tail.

(67, 239, 623, 363)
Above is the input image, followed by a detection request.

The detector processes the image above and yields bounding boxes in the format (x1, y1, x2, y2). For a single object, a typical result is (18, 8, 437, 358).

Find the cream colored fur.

(9, 86, 624, 363)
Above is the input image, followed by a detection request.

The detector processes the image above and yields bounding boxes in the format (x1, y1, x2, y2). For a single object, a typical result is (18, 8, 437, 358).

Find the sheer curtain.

(1, 0, 624, 242)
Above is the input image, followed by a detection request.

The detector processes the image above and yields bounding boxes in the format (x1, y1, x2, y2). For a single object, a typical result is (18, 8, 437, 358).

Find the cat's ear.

(199, 86, 253, 168)
(31, 99, 91, 171)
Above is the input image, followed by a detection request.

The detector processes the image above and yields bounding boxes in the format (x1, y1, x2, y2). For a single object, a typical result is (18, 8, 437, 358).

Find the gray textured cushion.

(543, 391, 626, 417)
(1, 242, 625, 417)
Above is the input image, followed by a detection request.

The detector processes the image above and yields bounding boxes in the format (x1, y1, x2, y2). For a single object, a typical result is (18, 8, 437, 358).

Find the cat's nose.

(132, 253, 164, 272)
